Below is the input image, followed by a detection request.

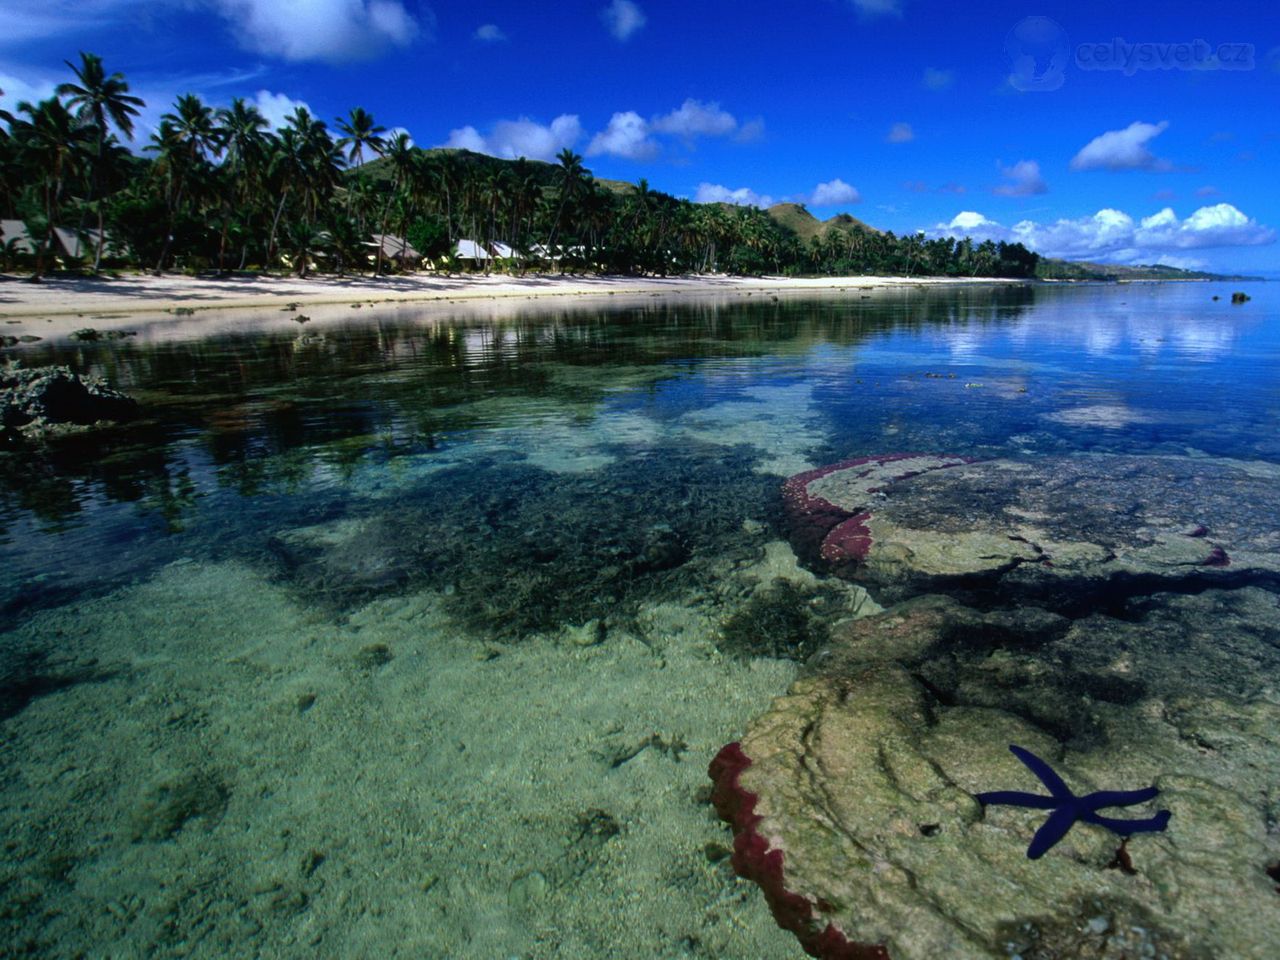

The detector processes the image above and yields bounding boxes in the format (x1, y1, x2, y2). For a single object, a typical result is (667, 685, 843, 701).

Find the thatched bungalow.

(454, 239, 492, 262)
(52, 227, 127, 261)
(365, 233, 422, 266)
(0, 220, 37, 255)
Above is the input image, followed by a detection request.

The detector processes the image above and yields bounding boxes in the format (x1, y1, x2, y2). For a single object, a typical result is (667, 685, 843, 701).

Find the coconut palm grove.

(1, 53, 1044, 281)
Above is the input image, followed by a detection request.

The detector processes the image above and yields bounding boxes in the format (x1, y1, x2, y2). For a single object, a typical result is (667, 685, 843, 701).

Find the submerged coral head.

(975, 744, 1171, 860)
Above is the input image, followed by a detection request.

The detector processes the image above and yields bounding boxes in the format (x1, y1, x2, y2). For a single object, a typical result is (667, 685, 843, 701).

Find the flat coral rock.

(710, 594, 1280, 960)
(784, 454, 1280, 607)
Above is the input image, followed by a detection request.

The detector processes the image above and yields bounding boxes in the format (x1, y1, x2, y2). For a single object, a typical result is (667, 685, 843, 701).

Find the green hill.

(765, 203, 880, 242)
(354, 148, 634, 195)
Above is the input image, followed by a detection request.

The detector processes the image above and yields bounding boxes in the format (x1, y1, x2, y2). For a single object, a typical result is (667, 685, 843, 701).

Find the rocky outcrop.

(710, 592, 1280, 959)
(713, 453, 1280, 959)
(2, 361, 138, 439)
(784, 454, 1280, 609)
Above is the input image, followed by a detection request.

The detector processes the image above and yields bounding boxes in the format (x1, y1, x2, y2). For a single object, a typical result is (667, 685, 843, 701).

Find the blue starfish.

(975, 745, 1172, 859)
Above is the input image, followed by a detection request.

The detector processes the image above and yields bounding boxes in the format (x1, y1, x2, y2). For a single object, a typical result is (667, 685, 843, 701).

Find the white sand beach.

(0, 271, 1025, 341)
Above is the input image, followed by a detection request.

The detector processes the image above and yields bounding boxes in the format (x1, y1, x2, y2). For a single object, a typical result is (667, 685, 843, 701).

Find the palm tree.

(374, 132, 413, 275)
(151, 94, 220, 272)
(11, 97, 93, 278)
(335, 107, 386, 169)
(56, 52, 143, 270)
(546, 148, 588, 259)
(214, 97, 269, 271)
(336, 107, 386, 222)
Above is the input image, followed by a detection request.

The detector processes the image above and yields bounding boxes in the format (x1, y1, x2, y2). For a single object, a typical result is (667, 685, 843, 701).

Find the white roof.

(365, 234, 422, 260)
(488, 241, 522, 260)
(53, 226, 126, 259)
(454, 239, 492, 260)
(0, 219, 36, 254)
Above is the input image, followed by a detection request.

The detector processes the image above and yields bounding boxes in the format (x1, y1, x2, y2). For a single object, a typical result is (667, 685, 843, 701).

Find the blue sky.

(2, 0, 1278, 271)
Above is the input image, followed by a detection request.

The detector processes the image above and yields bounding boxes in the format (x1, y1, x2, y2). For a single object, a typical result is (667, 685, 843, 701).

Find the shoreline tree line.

(0, 53, 1041, 281)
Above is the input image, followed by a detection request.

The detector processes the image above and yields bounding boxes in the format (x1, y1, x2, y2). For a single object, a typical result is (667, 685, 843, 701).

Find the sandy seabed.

(2, 547, 830, 957)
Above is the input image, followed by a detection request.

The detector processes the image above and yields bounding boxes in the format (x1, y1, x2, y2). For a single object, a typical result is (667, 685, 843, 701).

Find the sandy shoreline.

(0, 270, 1025, 341)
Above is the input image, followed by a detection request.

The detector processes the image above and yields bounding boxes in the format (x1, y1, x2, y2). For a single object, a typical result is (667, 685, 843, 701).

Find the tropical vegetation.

(0, 53, 1042, 281)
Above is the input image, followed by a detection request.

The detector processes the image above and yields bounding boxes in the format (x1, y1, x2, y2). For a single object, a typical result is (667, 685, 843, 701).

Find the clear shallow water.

(0, 281, 1276, 957)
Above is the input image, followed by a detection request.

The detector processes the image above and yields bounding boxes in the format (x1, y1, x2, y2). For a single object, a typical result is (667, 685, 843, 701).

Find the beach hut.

(487, 241, 522, 262)
(365, 233, 422, 267)
(52, 227, 127, 261)
(454, 239, 492, 262)
(0, 219, 37, 256)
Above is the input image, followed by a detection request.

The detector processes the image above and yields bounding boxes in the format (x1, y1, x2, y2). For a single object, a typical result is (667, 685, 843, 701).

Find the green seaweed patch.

(717, 581, 833, 661)
(264, 444, 781, 638)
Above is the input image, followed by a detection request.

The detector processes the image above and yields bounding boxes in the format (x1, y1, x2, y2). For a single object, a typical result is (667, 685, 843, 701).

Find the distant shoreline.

(0, 271, 1028, 341)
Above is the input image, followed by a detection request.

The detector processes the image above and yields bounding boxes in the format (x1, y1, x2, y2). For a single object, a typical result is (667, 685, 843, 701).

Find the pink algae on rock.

(708, 743, 890, 960)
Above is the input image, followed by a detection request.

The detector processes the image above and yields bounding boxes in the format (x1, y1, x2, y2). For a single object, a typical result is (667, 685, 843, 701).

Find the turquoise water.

(1, 281, 1276, 957)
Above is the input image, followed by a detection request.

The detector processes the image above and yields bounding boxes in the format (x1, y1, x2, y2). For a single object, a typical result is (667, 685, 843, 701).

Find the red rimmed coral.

(708, 742, 890, 960)
(782, 454, 976, 571)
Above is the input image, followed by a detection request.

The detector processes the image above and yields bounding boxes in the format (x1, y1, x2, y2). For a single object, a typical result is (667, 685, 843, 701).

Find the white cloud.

(443, 114, 583, 161)
(252, 90, 312, 131)
(652, 99, 737, 138)
(211, 0, 424, 64)
(808, 179, 861, 206)
(0, 72, 57, 117)
(695, 183, 775, 208)
(886, 121, 914, 143)
(922, 67, 953, 90)
(1070, 120, 1172, 172)
(849, 0, 902, 16)
(587, 110, 658, 159)
(474, 23, 506, 42)
(993, 159, 1047, 197)
(601, 0, 646, 41)
(929, 203, 1275, 263)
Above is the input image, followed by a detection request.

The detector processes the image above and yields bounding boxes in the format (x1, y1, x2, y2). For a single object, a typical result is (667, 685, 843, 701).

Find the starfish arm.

(1080, 786, 1160, 809)
(1026, 803, 1081, 859)
(1009, 745, 1074, 800)
(1083, 809, 1172, 835)
(974, 790, 1060, 809)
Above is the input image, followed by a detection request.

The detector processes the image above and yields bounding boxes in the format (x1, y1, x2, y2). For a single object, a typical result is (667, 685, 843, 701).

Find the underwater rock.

(784, 454, 1280, 609)
(709, 593, 1280, 960)
(1, 360, 139, 439)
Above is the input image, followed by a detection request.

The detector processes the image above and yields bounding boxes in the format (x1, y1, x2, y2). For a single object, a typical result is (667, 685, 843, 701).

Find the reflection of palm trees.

(57, 52, 143, 271)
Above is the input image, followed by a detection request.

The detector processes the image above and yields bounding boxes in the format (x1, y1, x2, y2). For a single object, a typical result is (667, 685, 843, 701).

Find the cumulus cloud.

(928, 203, 1275, 263)
(652, 99, 737, 138)
(587, 110, 658, 159)
(993, 159, 1047, 197)
(252, 90, 312, 130)
(695, 183, 775, 208)
(443, 114, 583, 161)
(886, 122, 914, 143)
(808, 179, 861, 206)
(1071, 120, 1172, 172)
(849, 0, 902, 16)
(922, 67, 954, 90)
(474, 23, 506, 42)
(0, 72, 58, 116)
(601, 0, 646, 41)
(211, 0, 423, 63)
